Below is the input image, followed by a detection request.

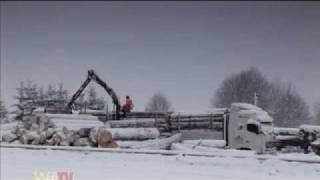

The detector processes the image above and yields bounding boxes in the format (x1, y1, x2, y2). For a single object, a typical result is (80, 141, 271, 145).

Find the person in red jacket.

(122, 95, 133, 117)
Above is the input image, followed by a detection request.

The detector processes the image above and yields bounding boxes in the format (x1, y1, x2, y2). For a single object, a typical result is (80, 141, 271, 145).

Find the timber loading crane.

(67, 70, 122, 120)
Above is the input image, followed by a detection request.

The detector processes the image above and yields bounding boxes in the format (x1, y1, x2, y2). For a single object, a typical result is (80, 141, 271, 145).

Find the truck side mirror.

(247, 123, 260, 134)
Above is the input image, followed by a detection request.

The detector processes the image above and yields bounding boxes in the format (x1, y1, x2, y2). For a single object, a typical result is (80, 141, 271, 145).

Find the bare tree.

(13, 81, 70, 118)
(314, 101, 320, 125)
(212, 67, 311, 127)
(212, 67, 271, 110)
(145, 92, 173, 113)
(46, 84, 56, 100)
(268, 81, 311, 127)
(57, 82, 68, 102)
(13, 80, 39, 118)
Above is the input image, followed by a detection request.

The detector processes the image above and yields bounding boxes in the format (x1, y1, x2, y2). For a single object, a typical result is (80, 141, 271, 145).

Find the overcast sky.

(1, 1, 320, 113)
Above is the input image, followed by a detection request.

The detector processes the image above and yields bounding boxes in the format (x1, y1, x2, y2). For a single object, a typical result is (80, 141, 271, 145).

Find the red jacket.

(124, 98, 133, 110)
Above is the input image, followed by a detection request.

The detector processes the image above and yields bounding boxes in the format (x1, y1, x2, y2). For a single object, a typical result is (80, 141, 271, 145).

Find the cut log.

(39, 132, 47, 144)
(51, 131, 65, 145)
(108, 128, 160, 140)
(1, 133, 17, 143)
(271, 135, 304, 151)
(60, 130, 78, 146)
(299, 125, 320, 134)
(169, 121, 222, 130)
(106, 141, 119, 148)
(46, 137, 54, 146)
(124, 133, 182, 150)
(273, 127, 300, 136)
(171, 143, 193, 152)
(19, 134, 28, 144)
(89, 127, 160, 141)
(89, 128, 98, 145)
(45, 113, 99, 120)
(11, 127, 26, 137)
(311, 139, 320, 156)
(19, 131, 41, 145)
(78, 128, 91, 138)
(109, 119, 162, 128)
(182, 140, 226, 149)
(73, 138, 91, 147)
(116, 141, 138, 149)
(97, 127, 113, 148)
(30, 123, 40, 131)
(45, 128, 55, 139)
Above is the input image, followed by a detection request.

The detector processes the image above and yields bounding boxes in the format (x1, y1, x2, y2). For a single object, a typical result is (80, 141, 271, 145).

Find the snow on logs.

(89, 127, 160, 141)
(273, 127, 300, 136)
(299, 125, 320, 135)
(311, 139, 320, 156)
(272, 125, 320, 153)
(109, 128, 160, 140)
(1, 114, 162, 149)
(116, 133, 182, 150)
(109, 119, 163, 128)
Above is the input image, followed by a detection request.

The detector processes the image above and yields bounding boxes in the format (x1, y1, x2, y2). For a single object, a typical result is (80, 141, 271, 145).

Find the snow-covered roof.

(237, 109, 273, 123)
(231, 103, 261, 111)
(247, 118, 260, 125)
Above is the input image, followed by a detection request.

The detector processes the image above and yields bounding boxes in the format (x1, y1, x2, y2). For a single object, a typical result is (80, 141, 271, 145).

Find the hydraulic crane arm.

(67, 70, 121, 120)
(67, 76, 91, 109)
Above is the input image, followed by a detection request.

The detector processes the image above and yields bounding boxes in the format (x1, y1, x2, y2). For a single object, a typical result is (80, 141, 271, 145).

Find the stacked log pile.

(272, 127, 303, 151)
(1, 114, 181, 150)
(165, 113, 224, 132)
(311, 139, 320, 156)
(94, 112, 225, 132)
(272, 125, 320, 154)
(0, 115, 119, 148)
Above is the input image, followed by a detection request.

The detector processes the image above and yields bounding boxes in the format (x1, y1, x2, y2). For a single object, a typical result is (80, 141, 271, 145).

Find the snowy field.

(1, 147, 320, 180)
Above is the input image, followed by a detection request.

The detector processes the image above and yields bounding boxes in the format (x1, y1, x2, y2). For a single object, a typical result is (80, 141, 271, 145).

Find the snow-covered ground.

(1, 147, 320, 180)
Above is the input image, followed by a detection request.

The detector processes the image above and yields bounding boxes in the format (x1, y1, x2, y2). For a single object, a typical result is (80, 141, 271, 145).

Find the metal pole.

(177, 113, 181, 132)
(209, 113, 213, 129)
(106, 103, 109, 121)
(254, 92, 258, 107)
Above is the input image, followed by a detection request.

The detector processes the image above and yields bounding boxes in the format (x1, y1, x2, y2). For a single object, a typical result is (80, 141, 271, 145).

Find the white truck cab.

(226, 103, 273, 154)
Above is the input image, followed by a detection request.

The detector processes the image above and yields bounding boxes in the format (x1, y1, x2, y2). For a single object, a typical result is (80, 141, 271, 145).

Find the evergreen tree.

(0, 101, 8, 123)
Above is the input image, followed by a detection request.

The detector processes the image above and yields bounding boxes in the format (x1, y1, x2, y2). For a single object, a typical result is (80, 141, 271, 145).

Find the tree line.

(145, 67, 320, 127)
(1, 67, 319, 126)
(212, 67, 318, 127)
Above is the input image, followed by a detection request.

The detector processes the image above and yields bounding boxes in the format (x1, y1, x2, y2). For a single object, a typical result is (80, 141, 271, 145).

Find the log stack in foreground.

(1, 114, 181, 150)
